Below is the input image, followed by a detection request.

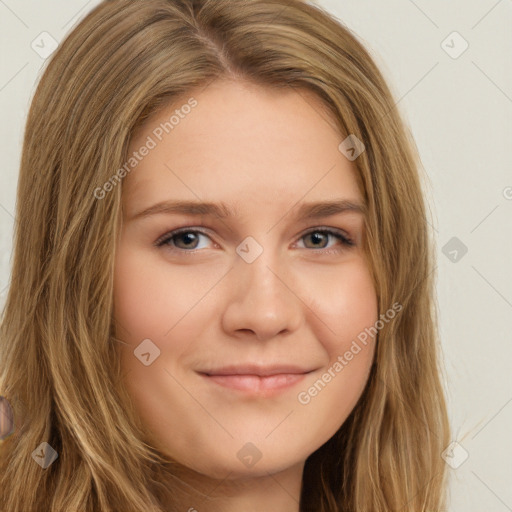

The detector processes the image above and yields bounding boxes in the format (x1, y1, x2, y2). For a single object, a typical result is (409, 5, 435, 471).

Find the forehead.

(122, 79, 364, 216)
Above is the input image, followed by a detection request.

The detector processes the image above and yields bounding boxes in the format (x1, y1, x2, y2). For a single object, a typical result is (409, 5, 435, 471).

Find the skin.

(113, 78, 378, 511)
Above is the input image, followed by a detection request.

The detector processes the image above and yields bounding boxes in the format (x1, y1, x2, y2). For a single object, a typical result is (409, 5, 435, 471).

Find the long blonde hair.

(0, 0, 450, 510)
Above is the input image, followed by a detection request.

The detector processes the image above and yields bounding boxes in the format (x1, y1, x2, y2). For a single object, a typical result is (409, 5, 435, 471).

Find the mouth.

(197, 364, 316, 396)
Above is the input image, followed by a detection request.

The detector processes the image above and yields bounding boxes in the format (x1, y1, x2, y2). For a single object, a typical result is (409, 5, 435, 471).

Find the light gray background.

(1, 1, 511, 510)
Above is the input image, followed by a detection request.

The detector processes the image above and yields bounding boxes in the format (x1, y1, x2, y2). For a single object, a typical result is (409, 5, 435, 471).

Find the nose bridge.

(245, 249, 283, 301)
(239, 238, 288, 309)
(221, 235, 302, 339)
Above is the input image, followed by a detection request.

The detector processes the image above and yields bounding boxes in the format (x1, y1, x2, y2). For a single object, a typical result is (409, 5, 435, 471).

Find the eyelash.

(154, 226, 355, 255)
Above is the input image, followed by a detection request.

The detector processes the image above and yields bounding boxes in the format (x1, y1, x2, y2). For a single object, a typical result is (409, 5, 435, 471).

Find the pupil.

(180, 232, 197, 247)
(310, 232, 325, 247)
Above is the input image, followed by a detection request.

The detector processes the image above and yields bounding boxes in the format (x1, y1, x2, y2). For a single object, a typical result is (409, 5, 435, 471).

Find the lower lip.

(200, 373, 307, 395)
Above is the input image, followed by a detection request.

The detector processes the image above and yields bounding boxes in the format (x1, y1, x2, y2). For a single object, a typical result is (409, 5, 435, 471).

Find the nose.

(220, 245, 304, 342)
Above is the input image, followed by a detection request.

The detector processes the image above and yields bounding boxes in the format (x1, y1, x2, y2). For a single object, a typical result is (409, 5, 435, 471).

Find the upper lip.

(199, 364, 316, 377)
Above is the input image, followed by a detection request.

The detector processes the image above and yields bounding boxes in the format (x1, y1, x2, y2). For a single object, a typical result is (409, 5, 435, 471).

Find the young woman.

(0, 0, 450, 510)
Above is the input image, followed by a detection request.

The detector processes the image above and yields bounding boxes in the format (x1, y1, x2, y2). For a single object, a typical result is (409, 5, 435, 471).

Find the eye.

(155, 228, 211, 251)
(155, 226, 355, 255)
(295, 227, 355, 254)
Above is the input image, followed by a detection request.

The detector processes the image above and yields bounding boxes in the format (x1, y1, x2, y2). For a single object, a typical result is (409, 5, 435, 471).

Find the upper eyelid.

(156, 225, 353, 247)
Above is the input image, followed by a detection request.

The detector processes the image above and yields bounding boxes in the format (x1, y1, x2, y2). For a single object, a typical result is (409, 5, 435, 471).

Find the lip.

(200, 364, 314, 376)
(197, 364, 315, 396)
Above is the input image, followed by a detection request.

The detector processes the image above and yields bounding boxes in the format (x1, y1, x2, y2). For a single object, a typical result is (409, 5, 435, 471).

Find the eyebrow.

(128, 198, 366, 222)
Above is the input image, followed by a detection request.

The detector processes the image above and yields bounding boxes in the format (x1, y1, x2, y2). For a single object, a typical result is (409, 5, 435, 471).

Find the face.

(113, 79, 378, 480)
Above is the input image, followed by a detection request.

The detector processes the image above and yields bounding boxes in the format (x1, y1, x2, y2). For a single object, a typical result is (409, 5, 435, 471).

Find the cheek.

(310, 258, 378, 353)
(112, 245, 181, 392)
(297, 260, 377, 431)
(112, 247, 193, 444)
(113, 244, 202, 341)
(297, 259, 378, 414)
(112, 245, 210, 399)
